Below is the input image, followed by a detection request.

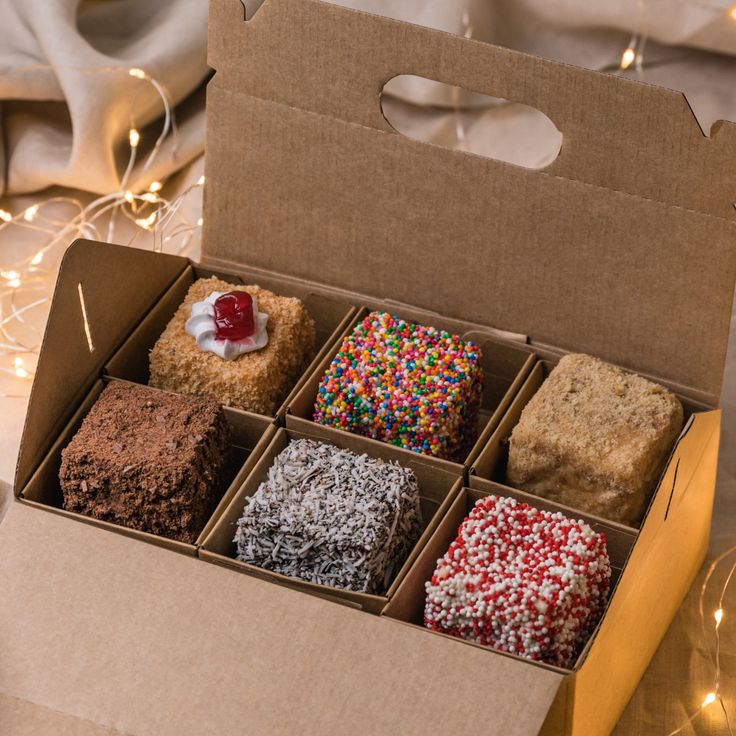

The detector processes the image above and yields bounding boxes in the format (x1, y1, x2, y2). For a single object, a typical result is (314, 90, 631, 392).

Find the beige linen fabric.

(0, 0, 209, 196)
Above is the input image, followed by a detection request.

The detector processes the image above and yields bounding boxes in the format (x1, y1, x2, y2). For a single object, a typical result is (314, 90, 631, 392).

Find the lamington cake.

(424, 495, 611, 668)
(149, 276, 315, 415)
(507, 353, 684, 525)
(234, 439, 422, 593)
(313, 311, 483, 460)
(60, 382, 228, 543)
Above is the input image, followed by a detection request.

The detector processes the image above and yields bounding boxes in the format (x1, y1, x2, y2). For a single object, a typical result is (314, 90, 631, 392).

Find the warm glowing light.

(141, 192, 158, 203)
(124, 190, 135, 203)
(197, 175, 205, 186)
(0, 209, 11, 222)
(729, 5, 736, 21)
(15, 366, 29, 379)
(702, 692, 717, 708)
(2, 270, 20, 281)
(7, 278, 21, 288)
(715, 608, 724, 627)
(23, 204, 39, 222)
(129, 128, 140, 148)
(620, 47, 636, 70)
(197, 217, 204, 227)
(14, 357, 22, 367)
(135, 212, 157, 230)
(128, 67, 147, 80)
(148, 181, 162, 192)
(30, 251, 43, 266)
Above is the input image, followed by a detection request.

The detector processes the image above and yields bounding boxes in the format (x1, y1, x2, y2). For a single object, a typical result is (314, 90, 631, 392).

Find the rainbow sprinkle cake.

(313, 311, 483, 460)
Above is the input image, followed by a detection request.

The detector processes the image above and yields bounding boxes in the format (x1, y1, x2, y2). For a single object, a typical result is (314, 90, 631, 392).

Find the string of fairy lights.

(0, 5, 734, 735)
(0, 64, 204, 397)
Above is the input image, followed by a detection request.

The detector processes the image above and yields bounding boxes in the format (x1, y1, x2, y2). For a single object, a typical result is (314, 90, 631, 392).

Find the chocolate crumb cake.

(506, 354, 683, 525)
(60, 382, 228, 543)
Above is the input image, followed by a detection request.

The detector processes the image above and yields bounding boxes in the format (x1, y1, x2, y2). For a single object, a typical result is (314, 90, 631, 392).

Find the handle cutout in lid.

(382, 75, 562, 170)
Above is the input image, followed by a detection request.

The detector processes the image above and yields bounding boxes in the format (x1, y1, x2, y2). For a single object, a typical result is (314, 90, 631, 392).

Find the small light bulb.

(702, 692, 717, 708)
(197, 175, 205, 186)
(148, 181, 162, 192)
(2, 270, 20, 281)
(124, 190, 135, 203)
(23, 204, 39, 222)
(15, 366, 29, 379)
(135, 212, 157, 230)
(14, 357, 23, 367)
(197, 217, 204, 227)
(30, 251, 43, 266)
(141, 192, 158, 203)
(715, 608, 724, 627)
(7, 278, 21, 289)
(128, 67, 147, 80)
(129, 128, 140, 148)
(729, 5, 736, 20)
(0, 209, 12, 222)
(620, 47, 636, 70)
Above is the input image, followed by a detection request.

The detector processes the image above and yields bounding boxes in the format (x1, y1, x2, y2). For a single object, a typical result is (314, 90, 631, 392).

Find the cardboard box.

(2, 0, 736, 734)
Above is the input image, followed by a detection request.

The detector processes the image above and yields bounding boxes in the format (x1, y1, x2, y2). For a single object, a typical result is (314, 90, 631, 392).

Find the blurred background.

(0, 1, 734, 733)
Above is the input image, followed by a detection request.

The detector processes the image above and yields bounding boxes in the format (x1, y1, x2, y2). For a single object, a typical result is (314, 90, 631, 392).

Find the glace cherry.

(213, 291, 255, 341)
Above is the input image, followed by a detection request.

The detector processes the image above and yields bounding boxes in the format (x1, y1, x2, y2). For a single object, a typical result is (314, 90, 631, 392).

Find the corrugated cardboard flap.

(203, 0, 736, 401)
(0, 501, 564, 736)
(14, 240, 187, 493)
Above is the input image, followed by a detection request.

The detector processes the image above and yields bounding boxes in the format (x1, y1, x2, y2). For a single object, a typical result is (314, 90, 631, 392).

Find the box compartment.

(200, 424, 463, 613)
(383, 484, 636, 665)
(287, 305, 535, 469)
(20, 376, 276, 555)
(471, 358, 710, 530)
(105, 262, 357, 418)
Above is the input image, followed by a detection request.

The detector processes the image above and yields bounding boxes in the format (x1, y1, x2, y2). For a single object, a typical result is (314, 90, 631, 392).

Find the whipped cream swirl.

(185, 291, 268, 360)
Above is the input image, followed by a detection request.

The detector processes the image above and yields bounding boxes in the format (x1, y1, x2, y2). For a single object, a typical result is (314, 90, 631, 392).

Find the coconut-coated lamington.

(60, 382, 228, 543)
(506, 354, 683, 525)
(149, 277, 315, 415)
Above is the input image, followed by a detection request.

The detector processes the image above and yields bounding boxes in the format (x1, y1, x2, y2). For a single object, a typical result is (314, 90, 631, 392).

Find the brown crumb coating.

(506, 354, 683, 525)
(149, 277, 316, 415)
(60, 382, 228, 543)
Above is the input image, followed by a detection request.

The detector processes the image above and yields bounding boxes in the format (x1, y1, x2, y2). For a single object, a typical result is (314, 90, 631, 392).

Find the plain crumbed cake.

(60, 382, 229, 543)
(506, 353, 683, 525)
(149, 276, 316, 415)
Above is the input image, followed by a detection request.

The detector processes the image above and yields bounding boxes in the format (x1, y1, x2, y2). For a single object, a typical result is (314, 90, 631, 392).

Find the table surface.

(0, 142, 734, 735)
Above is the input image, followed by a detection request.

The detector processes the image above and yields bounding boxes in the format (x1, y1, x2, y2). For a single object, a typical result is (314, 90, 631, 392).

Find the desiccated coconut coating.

(60, 382, 228, 543)
(234, 439, 422, 594)
(424, 495, 610, 668)
(149, 277, 316, 415)
(313, 311, 483, 461)
(507, 354, 683, 526)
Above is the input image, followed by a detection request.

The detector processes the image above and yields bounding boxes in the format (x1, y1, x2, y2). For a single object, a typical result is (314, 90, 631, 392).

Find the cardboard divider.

(104, 262, 357, 418)
(383, 484, 636, 673)
(199, 425, 464, 613)
(470, 357, 706, 527)
(286, 305, 536, 469)
(20, 377, 276, 556)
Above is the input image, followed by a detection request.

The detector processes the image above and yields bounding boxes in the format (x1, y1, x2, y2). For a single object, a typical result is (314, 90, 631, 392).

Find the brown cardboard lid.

(202, 0, 736, 402)
(0, 501, 565, 736)
(14, 240, 187, 492)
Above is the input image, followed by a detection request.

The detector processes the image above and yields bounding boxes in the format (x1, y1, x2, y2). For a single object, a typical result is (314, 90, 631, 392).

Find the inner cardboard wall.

(104, 263, 357, 416)
(287, 306, 536, 467)
(21, 376, 274, 555)
(200, 424, 463, 613)
(383, 485, 636, 674)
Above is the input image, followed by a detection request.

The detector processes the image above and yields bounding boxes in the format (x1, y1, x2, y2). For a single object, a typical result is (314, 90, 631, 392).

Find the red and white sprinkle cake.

(424, 495, 610, 668)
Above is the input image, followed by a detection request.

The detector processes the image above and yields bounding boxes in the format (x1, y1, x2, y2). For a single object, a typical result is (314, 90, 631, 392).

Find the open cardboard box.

(2, 0, 736, 734)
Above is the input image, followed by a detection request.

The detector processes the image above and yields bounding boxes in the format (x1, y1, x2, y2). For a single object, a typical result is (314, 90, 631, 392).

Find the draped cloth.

(0, 0, 209, 196)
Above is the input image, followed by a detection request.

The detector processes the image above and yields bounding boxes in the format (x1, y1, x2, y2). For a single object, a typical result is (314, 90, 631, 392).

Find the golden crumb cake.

(506, 353, 683, 526)
(149, 276, 315, 415)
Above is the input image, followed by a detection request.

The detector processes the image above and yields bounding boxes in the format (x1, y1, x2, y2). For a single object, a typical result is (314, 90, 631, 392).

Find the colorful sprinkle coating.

(424, 495, 610, 668)
(313, 312, 483, 460)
